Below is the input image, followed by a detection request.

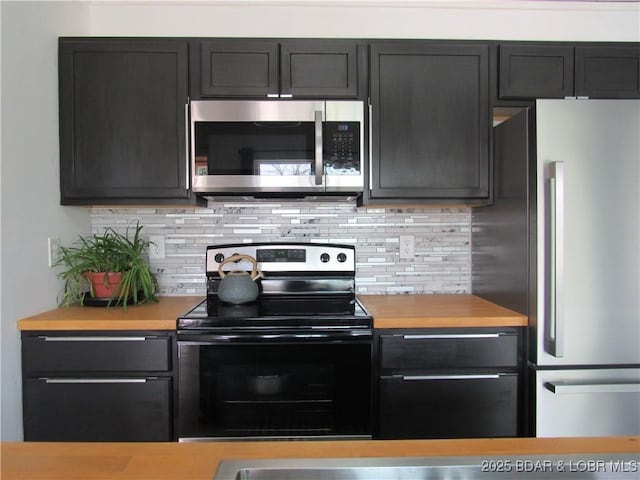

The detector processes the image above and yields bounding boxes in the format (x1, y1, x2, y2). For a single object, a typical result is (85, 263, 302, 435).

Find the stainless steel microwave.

(190, 100, 364, 195)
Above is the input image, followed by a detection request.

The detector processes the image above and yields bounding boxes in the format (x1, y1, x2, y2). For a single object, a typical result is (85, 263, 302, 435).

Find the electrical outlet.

(149, 235, 165, 259)
(48, 237, 61, 267)
(399, 235, 415, 259)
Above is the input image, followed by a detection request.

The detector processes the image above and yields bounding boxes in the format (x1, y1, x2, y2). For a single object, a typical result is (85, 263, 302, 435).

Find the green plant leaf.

(53, 222, 158, 309)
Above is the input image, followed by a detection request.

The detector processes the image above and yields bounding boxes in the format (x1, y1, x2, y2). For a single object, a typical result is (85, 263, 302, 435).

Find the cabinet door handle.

(401, 334, 503, 340)
(38, 336, 148, 342)
(279, 94, 293, 99)
(43, 378, 148, 384)
(400, 374, 502, 381)
(545, 381, 640, 394)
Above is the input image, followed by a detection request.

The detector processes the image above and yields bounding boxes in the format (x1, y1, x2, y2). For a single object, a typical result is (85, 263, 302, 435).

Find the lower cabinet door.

(23, 377, 172, 441)
(378, 373, 518, 439)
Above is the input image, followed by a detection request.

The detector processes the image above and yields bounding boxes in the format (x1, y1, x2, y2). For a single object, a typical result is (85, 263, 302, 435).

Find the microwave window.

(257, 161, 312, 176)
(195, 122, 315, 176)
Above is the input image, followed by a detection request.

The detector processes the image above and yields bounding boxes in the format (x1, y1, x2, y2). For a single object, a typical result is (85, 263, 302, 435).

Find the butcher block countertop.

(2, 437, 638, 480)
(16, 294, 527, 331)
(16, 296, 203, 331)
(360, 294, 527, 328)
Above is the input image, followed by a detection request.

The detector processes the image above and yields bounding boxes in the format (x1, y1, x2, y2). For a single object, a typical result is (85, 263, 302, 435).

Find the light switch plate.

(149, 235, 166, 259)
(48, 237, 61, 268)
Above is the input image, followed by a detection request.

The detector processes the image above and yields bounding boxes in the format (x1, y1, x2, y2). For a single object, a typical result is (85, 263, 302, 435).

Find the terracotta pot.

(83, 271, 123, 298)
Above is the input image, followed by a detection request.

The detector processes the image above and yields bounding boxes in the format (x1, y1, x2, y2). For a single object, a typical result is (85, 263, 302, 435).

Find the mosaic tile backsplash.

(90, 202, 471, 296)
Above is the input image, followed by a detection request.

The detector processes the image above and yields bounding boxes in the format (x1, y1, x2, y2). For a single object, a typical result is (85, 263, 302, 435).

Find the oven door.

(178, 331, 372, 441)
(190, 100, 364, 194)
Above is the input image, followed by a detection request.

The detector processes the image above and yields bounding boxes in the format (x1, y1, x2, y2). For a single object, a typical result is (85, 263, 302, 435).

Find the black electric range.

(177, 242, 372, 334)
(177, 243, 373, 441)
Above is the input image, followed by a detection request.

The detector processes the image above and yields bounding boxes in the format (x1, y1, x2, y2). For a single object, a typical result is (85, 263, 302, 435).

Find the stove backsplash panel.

(90, 203, 470, 296)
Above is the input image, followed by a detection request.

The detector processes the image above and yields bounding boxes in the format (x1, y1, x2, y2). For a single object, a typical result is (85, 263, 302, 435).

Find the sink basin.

(214, 454, 639, 480)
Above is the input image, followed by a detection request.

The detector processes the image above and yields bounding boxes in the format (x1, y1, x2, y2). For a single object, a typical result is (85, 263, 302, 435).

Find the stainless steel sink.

(214, 454, 639, 480)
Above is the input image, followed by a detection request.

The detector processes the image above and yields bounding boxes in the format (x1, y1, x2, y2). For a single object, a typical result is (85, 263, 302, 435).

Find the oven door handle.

(178, 331, 372, 344)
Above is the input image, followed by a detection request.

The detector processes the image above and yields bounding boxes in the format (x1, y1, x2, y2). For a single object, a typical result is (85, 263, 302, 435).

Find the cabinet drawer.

(380, 332, 518, 370)
(23, 377, 172, 441)
(22, 334, 172, 373)
(378, 373, 519, 439)
(535, 368, 640, 437)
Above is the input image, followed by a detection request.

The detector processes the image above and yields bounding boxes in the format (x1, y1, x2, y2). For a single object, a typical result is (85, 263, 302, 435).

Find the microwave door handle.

(185, 101, 190, 190)
(314, 110, 323, 186)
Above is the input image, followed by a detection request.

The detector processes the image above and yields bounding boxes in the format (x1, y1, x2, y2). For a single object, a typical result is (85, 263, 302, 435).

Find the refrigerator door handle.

(544, 381, 640, 394)
(549, 161, 565, 358)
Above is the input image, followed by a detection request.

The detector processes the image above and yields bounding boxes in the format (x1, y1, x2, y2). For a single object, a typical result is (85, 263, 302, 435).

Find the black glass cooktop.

(177, 298, 372, 331)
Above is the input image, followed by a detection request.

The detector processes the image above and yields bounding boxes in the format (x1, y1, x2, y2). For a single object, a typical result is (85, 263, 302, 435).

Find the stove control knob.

(214, 253, 225, 263)
(337, 252, 347, 263)
(320, 253, 330, 263)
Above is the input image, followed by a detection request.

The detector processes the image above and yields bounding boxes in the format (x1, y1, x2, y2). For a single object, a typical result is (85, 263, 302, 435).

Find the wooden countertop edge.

(16, 319, 177, 331)
(3, 437, 639, 457)
(373, 316, 528, 328)
(2, 437, 638, 480)
(16, 295, 528, 331)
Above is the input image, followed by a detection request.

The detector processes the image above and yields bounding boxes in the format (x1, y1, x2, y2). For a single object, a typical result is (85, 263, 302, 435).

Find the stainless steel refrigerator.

(473, 99, 640, 437)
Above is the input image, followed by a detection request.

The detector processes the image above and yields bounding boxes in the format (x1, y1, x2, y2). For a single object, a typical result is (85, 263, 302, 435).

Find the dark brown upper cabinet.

(58, 38, 192, 205)
(575, 45, 640, 98)
(196, 39, 279, 97)
(499, 44, 574, 99)
(280, 40, 359, 98)
(368, 41, 490, 202)
(499, 43, 640, 99)
(193, 39, 360, 98)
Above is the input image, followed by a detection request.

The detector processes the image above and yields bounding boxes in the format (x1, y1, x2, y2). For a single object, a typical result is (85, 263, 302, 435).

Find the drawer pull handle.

(43, 378, 148, 384)
(402, 334, 503, 340)
(401, 374, 502, 381)
(545, 381, 640, 394)
(39, 336, 148, 342)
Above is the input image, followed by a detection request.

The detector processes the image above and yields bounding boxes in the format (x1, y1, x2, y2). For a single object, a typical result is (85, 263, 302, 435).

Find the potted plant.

(54, 222, 158, 309)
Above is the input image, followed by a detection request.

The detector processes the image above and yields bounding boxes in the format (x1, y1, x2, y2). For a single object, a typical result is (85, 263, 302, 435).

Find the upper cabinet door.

(369, 42, 490, 201)
(280, 40, 359, 98)
(499, 44, 574, 99)
(498, 43, 640, 100)
(575, 45, 640, 99)
(195, 39, 361, 98)
(59, 39, 190, 204)
(198, 39, 279, 97)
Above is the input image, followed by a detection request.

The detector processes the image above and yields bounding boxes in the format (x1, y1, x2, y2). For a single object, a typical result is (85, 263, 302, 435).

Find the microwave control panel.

(324, 122, 360, 171)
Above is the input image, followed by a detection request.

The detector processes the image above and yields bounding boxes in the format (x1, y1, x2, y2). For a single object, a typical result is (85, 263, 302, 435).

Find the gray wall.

(0, 1, 91, 441)
(1, 0, 637, 442)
